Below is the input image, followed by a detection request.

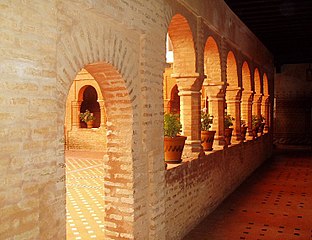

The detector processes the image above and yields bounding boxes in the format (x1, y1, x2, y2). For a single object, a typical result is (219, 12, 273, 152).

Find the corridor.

(184, 148, 312, 240)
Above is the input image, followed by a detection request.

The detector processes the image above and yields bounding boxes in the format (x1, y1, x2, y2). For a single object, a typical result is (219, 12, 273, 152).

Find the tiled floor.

(66, 150, 105, 240)
(184, 149, 312, 240)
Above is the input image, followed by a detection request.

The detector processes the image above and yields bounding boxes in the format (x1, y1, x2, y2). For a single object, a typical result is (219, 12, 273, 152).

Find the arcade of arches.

(4, 1, 310, 240)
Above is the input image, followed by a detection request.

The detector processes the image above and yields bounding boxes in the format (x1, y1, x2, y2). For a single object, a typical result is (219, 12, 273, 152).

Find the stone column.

(97, 99, 106, 128)
(206, 81, 226, 145)
(253, 94, 263, 117)
(241, 91, 254, 135)
(262, 95, 270, 132)
(71, 101, 82, 129)
(226, 87, 242, 140)
(172, 73, 204, 155)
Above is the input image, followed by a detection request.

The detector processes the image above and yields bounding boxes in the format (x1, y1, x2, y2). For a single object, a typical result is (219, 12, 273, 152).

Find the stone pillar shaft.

(98, 100, 106, 128)
(241, 92, 254, 135)
(206, 82, 226, 145)
(173, 73, 204, 154)
(71, 101, 82, 129)
(226, 88, 242, 139)
(253, 94, 263, 117)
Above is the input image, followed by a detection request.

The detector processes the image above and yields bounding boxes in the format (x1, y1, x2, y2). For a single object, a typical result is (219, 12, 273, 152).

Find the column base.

(182, 140, 204, 159)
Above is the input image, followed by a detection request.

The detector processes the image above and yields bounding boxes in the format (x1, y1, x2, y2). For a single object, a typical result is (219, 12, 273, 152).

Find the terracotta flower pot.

(241, 126, 248, 140)
(201, 130, 216, 151)
(87, 121, 93, 128)
(224, 128, 233, 145)
(252, 126, 259, 139)
(164, 136, 187, 163)
(258, 123, 265, 135)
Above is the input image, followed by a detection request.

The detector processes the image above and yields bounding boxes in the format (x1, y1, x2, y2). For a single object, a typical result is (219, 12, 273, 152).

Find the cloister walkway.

(184, 147, 312, 240)
(65, 150, 105, 239)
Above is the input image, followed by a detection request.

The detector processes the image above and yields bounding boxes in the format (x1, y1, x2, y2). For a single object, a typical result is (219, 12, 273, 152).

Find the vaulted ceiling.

(224, 0, 312, 65)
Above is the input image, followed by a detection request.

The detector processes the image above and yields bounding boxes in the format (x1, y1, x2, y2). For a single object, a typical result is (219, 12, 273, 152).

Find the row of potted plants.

(164, 111, 266, 163)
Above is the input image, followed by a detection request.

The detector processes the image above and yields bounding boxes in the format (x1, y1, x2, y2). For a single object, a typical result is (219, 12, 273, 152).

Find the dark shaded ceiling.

(224, 0, 312, 65)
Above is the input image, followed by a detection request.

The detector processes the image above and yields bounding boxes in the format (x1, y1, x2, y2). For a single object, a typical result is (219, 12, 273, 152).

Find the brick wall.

(165, 135, 272, 239)
(66, 128, 106, 151)
(0, 0, 274, 239)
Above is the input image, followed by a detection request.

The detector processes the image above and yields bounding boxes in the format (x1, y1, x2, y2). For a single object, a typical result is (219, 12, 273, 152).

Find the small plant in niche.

(79, 109, 95, 123)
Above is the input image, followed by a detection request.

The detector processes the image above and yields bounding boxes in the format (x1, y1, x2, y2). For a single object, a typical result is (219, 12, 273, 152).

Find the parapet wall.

(165, 134, 272, 239)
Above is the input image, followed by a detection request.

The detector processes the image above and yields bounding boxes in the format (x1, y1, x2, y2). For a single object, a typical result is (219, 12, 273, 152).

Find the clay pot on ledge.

(201, 130, 216, 151)
(252, 125, 259, 140)
(164, 136, 187, 164)
(224, 128, 233, 145)
(258, 123, 265, 135)
(87, 121, 94, 129)
(241, 126, 248, 141)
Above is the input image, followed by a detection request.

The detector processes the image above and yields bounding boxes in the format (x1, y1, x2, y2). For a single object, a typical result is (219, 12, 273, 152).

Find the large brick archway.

(53, 21, 140, 239)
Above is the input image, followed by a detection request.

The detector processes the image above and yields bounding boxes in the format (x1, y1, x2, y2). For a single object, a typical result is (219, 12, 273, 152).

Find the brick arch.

(76, 70, 104, 102)
(254, 68, 261, 94)
(55, 22, 139, 239)
(167, 14, 196, 74)
(242, 61, 251, 91)
(226, 51, 238, 87)
(204, 36, 221, 82)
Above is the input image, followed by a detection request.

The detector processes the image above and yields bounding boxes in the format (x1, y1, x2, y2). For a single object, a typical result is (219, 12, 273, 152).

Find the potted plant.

(79, 109, 95, 128)
(164, 113, 187, 163)
(252, 115, 260, 139)
(258, 115, 265, 135)
(240, 119, 248, 141)
(201, 111, 216, 151)
(224, 113, 235, 145)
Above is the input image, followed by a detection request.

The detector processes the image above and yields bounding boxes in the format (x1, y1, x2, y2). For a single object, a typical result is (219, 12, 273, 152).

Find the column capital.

(242, 91, 254, 102)
(226, 87, 242, 101)
(262, 95, 270, 102)
(253, 93, 263, 102)
(71, 100, 82, 107)
(97, 99, 105, 107)
(206, 81, 226, 99)
(172, 73, 205, 92)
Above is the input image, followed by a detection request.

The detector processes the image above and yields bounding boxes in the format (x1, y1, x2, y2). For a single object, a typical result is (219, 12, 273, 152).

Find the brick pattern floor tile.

(184, 149, 312, 240)
(66, 150, 105, 240)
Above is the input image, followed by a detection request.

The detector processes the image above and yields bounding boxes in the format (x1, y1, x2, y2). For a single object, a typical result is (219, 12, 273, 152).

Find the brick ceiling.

(224, 0, 312, 65)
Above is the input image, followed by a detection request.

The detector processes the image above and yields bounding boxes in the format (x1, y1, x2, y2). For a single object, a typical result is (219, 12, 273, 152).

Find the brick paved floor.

(66, 150, 105, 240)
(184, 149, 312, 240)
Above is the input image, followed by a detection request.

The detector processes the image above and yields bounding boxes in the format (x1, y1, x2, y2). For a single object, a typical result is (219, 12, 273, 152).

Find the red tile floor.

(184, 148, 312, 240)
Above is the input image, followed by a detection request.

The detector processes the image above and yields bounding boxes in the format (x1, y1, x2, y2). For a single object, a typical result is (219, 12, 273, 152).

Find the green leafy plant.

(201, 112, 214, 131)
(79, 109, 95, 123)
(252, 115, 260, 128)
(164, 113, 182, 137)
(224, 113, 235, 128)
